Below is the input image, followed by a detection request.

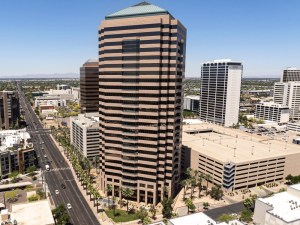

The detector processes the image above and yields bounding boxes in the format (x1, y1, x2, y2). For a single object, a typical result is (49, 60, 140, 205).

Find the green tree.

(105, 184, 113, 199)
(210, 185, 223, 200)
(197, 172, 203, 198)
(9, 171, 19, 183)
(52, 204, 70, 225)
(218, 214, 236, 223)
(161, 197, 174, 219)
(240, 209, 253, 223)
(181, 179, 188, 199)
(203, 202, 210, 210)
(243, 198, 253, 210)
(149, 204, 157, 219)
(185, 198, 195, 214)
(26, 165, 37, 175)
(5, 190, 19, 202)
(137, 207, 149, 224)
(204, 174, 212, 195)
(122, 187, 134, 212)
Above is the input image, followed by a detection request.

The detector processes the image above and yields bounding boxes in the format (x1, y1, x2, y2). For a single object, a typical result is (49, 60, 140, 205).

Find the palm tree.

(105, 184, 113, 206)
(149, 204, 157, 219)
(122, 187, 134, 212)
(181, 179, 188, 199)
(185, 167, 193, 179)
(197, 173, 203, 198)
(190, 177, 197, 199)
(87, 184, 93, 200)
(163, 185, 169, 198)
(205, 174, 212, 195)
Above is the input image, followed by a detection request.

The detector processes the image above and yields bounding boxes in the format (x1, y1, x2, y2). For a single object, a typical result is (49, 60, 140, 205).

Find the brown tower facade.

(80, 60, 99, 113)
(99, 2, 186, 204)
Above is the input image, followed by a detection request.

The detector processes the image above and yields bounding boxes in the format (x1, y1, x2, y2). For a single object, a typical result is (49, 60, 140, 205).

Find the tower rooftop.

(105, 1, 170, 20)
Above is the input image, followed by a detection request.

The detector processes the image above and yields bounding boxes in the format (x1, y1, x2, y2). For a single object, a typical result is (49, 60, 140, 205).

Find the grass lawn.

(105, 209, 139, 222)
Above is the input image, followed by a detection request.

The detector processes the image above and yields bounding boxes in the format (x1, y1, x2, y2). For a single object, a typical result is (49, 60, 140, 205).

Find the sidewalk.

(50, 134, 113, 225)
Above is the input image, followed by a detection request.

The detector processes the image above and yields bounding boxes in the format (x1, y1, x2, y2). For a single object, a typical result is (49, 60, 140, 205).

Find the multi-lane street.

(17, 83, 100, 225)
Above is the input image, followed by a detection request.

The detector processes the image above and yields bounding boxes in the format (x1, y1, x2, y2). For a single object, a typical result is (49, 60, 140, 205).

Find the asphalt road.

(203, 202, 245, 221)
(17, 83, 100, 225)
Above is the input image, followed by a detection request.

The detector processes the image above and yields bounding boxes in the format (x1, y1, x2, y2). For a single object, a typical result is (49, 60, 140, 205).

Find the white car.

(55, 190, 59, 195)
(67, 203, 72, 209)
(44, 154, 47, 158)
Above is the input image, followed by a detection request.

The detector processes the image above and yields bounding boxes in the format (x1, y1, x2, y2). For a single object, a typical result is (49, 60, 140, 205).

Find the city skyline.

(1, 0, 300, 78)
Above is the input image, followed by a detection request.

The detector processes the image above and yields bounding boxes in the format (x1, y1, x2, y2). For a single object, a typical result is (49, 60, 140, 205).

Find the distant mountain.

(0, 73, 79, 79)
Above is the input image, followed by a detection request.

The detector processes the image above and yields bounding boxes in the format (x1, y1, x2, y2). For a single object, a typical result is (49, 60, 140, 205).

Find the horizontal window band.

(100, 71, 183, 75)
(99, 63, 178, 68)
(99, 85, 180, 90)
(101, 126, 175, 134)
(99, 78, 179, 82)
(99, 56, 179, 61)
(99, 105, 176, 112)
(99, 24, 177, 34)
(99, 48, 178, 54)
(99, 32, 178, 40)
(99, 40, 178, 48)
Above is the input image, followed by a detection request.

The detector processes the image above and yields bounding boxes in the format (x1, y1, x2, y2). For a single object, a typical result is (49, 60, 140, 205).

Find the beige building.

(253, 184, 300, 225)
(182, 123, 300, 190)
(99, 2, 186, 204)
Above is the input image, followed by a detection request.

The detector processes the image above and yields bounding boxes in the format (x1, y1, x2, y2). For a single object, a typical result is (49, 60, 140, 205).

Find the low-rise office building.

(287, 121, 300, 133)
(253, 184, 300, 225)
(70, 113, 99, 160)
(184, 95, 200, 112)
(182, 123, 300, 190)
(34, 96, 66, 108)
(255, 102, 290, 124)
(0, 129, 36, 177)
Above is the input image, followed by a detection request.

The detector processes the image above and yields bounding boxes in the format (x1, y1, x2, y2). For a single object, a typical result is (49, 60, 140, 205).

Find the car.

(61, 184, 66, 189)
(44, 154, 47, 158)
(67, 203, 72, 209)
(55, 190, 59, 195)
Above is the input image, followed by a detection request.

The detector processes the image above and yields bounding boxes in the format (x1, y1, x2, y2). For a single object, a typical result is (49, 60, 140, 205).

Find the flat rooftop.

(259, 184, 300, 222)
(11, 200, 55, 225)
(183, 123, 300, 164)
(169, 212, 217, 225)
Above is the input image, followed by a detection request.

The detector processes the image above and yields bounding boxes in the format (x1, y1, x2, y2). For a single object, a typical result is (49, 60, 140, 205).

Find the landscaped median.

(105, 208, 139, 223)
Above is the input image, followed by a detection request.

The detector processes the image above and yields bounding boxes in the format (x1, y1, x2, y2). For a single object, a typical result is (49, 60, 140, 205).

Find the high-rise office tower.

(80, 59, 99, 113)
(98, 2, 186, 204)
(281, 67, 300, 82)
(199, 59, 243, 127)
(0, 91, 20, 130)
(274, 82, 300, 120)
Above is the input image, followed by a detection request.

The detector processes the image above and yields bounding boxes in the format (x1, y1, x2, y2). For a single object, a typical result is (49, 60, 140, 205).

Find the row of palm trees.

(181, 168, 213, 200)
(61, 138, 103, 212)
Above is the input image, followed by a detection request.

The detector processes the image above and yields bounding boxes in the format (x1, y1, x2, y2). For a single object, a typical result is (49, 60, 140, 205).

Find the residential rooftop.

(259, 184, 300, 222)
(11, 200, 55, 225)
(182, 123, 300, 164)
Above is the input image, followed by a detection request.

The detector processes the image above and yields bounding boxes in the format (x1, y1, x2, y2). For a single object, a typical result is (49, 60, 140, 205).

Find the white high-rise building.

(255, 102, 290, 124)
(199, 59, 242, 127)
(281, 67, 300, 82)
(70, 113, 99, 160)
(274, 82, 300, 120)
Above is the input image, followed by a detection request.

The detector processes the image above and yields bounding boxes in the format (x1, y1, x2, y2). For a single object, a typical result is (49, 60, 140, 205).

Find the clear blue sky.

(1, 0, 300, 78)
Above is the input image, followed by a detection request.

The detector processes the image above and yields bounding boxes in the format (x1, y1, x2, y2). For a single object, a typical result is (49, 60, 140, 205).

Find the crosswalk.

(44, 167, 71, 172)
